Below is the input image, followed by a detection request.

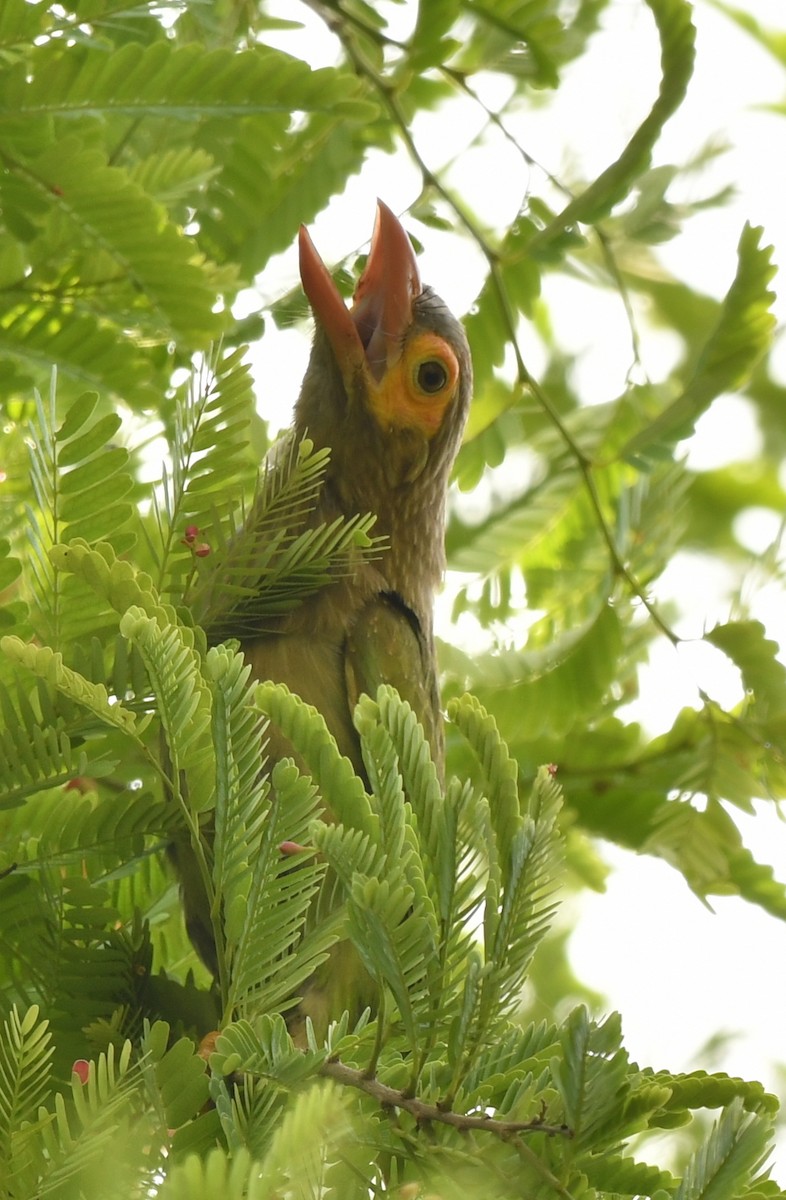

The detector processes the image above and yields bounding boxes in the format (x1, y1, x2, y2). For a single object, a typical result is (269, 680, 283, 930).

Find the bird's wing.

(343, 592, 443, 776)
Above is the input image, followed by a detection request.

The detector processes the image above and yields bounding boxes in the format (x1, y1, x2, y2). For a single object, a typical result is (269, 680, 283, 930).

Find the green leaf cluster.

(1, 0, 785, 1195)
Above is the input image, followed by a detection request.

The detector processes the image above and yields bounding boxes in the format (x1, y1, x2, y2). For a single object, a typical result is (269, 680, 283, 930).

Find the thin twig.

(320, 1059, 572, 1140)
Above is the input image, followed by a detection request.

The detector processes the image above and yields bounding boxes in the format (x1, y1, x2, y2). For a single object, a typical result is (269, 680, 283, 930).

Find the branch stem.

(320, 1059, 572, 1141)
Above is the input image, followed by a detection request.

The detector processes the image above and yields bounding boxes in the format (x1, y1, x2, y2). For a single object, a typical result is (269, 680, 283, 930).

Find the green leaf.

(0, 539, 22, 598)
(448, 692, 520, 858)
(675, 1097, 773, 1200)
(1, 637, 138, 733)
(533, 0, 696, 244)
(225, 756, 332, 1017)
(446, 604, 624, 743)
(50, 540, 181, 631)
(251, 1080, 352, 1199)
(54, 391, 99, 444)
(581, 1153, 677, 1197)
(0, 1005, 53, 1175)
(707, 1, 786, 68)
(200, 112, 374, 278)
(705, 620, 786, 718)
(254, 682, 375, 837)
(409, 0, 461, 68)
(119, 606, 213, 811)
(56, 412, 121, 468)
(653, 1069, 778, 1117)
(0, 39, 368, 121)
(153, 1036, 210, 1131)
(554, 1008, 631, 1149)
(622, 225, 777, 458)
(27, 138, 223, 344)
(189, 431, 382, 637)
(0, 305, 155, 405)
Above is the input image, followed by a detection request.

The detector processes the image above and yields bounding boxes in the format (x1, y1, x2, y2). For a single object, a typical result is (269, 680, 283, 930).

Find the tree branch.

(319, 1059, 573, 1140)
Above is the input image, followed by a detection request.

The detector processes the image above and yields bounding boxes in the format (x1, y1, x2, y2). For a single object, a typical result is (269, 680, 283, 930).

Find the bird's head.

(296, 201, 472, 489)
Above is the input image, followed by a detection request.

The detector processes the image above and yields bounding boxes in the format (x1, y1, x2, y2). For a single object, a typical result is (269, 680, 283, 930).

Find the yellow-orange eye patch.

(368, 331, 460, 439)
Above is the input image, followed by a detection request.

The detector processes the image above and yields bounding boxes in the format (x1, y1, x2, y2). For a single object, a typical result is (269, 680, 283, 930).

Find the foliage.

(0, 0, 785, 1196)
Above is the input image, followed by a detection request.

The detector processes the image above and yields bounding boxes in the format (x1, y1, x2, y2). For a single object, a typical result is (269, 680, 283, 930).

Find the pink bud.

(72, 1059, 90, 1084)
(279, 840, 308, 856)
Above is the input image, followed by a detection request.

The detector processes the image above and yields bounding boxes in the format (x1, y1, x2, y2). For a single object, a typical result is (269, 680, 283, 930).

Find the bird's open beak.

(298, 200, 422, 386)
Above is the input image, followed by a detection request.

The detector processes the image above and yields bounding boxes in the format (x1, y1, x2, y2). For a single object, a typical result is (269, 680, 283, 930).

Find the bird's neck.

(325, 450, 447, 634)
(378, 477, 446, 632)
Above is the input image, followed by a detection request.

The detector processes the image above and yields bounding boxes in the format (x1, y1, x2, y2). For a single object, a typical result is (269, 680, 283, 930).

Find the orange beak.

(298, 200, 422, 386)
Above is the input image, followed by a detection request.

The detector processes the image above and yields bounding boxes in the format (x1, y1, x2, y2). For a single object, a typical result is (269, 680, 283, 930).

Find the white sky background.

(253, 0, 786, 1175)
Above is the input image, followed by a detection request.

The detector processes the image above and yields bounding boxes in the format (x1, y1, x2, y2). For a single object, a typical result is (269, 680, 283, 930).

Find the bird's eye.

(415, 359, 449, 394)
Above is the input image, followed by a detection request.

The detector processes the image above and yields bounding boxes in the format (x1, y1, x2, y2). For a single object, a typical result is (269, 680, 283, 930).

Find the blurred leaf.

(533, 0, 696, 244)
(708, 1, 786, 67)
(622, 225, 777, 459)
(706, 620, 786, 718)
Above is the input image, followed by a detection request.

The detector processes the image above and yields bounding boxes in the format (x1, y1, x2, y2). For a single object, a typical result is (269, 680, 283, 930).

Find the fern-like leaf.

(153, 1145, 261, 1200)
(2, 39, 370, 121)
(49, 540, 181, 631)
(650, 1069, 779, 1118)
(210, 1015, 324, 1088)
(151, 1032, 210, 1132)
(0, 1005, 53, 1181)
(201, 111, 371, 277)
(33, 1039, 140, 1198)
(448, 699, 563, 1047)
(226, 758, 333, 1019)
(444, 604, 624, 744)
(22, 382, 136, 649)
(254, 682, 375, 837)
(448, 693, 521, 861)
(0, 305, 155, 407)
(26, 138, 221, 344)
(675, 1097, 773, 1200)
(366, 688, 481, 1042)
(153, 346, 259, 603)
(1, 638, 139, 736)
(253, 1079, 352, 1199)
(581, 1153, 677, 1197)
(118, 606, 213, 814)
(0, 671, 114, 808)
(553, 1007, 631, 1150)
(207, 643, 269, 969)
(190, 433, 382, 638)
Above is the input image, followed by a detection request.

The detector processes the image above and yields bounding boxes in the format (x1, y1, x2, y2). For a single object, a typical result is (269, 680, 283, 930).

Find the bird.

(174, 201, 473, 1032)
